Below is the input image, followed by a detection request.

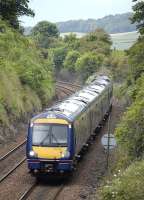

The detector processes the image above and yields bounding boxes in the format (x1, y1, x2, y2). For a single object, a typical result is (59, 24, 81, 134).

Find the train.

(26, 75, 113, 175)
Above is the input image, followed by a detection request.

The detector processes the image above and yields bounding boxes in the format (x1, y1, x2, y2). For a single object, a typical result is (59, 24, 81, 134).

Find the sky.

(20, 0, 134, 26)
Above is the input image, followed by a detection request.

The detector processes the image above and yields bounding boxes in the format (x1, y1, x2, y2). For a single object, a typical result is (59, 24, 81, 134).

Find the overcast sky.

(21, 0, 134, 26)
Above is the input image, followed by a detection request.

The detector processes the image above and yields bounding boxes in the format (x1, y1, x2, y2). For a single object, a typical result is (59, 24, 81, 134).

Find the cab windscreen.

(32, 124, 68, 147)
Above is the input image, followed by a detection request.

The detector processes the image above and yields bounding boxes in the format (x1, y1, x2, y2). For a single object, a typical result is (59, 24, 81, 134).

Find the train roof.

(31, 75, 112, 123)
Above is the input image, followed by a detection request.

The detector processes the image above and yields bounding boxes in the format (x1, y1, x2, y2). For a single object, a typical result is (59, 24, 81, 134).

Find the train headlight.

(61, 150, 70, 158)
(29, 150, 37, 158)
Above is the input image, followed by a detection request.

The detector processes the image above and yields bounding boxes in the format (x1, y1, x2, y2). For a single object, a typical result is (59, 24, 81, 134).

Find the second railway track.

(0, 139, 27, 183)
(0, 139, 26, 162)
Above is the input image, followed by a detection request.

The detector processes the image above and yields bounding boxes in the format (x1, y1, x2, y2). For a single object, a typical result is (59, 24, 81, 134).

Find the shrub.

(99, 160, 144, 200)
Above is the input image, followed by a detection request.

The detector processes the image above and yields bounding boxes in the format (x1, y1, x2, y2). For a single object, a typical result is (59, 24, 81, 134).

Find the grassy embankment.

(0, 20, 55, 142)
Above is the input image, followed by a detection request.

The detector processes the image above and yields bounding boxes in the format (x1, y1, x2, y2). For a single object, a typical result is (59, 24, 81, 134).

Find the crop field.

(111, 31, 139, 50)
(60, 31, 139, 50)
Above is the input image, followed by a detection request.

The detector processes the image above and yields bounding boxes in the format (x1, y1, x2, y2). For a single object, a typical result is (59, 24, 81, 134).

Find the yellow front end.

(32, 118, 69, 160)
(32, 146, 67, 159)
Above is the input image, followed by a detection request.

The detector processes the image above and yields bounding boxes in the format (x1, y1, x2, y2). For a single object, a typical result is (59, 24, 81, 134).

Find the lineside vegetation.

(99, 1, 144, 199)
(0, 20, 55, 141)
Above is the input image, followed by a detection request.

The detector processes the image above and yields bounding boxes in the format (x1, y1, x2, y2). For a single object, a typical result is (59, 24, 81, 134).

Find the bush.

(115, 74, 144, 161)
(99, 160, 144, 200)
(75, 52, 104, 81)
(63, 50, 80, 72)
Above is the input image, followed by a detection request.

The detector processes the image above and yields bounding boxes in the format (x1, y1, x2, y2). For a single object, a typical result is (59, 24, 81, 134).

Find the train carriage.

(26, 75, 113, 175)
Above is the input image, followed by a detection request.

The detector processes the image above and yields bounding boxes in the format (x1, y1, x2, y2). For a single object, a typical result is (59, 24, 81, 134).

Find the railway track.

(56, 82, 80, 100)
(18, 183, 65, 200)
(0, 157, 26, 183)
(55, 81, 81, 100)
(0, 139, 27, 183)
(0, 140, 26, 162)
(52, 185, 64, 200)
(18, 182, 37, 200)
(56, 85, 75, 96)
(56, 80, 81, 89)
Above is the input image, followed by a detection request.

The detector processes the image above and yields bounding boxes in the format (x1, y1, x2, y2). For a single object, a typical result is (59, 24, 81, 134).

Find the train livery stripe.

(33, 118, 69, 125)
(32, 146, 67, 159)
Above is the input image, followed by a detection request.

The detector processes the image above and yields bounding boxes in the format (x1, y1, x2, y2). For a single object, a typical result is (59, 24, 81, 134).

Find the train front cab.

(26, 118, 75, 175)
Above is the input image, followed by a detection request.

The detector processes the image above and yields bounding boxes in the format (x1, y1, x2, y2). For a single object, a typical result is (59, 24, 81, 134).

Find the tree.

(79, 29, 112, 55)
(85, 29, 112, 45)
(31, 21, 59, 48)
(53, 46, 68, 72)
(64, 33, 77, 43)
(131, 0, 144, 34)
(64, 50, 80, 72)
(63, 33, 80, 50)
(75, 52, 103, 81)
(0, 0, 34, 29)
(128, 36, 144, 80)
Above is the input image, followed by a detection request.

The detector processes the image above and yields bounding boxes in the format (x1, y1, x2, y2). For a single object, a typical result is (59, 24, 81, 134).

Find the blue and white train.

(26, 75, 113, 175)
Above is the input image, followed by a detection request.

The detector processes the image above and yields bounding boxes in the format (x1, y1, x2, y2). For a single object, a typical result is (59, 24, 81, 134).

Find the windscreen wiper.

(51, 133, 61, 146)
(39, 132, 51, 146)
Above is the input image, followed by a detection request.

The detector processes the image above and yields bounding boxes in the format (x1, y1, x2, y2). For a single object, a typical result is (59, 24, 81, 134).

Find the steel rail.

(56, 88, 73, 96)
(55, 84, 76, 93)
(0, 140, 26, 162)
(56, 81, 81, 89)
(18, 182, 37, 200)
(0, 157, 26, 183)
(52, 185, 64, 200)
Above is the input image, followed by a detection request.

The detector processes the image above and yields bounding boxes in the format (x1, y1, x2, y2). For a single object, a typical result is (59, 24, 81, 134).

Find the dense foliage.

(0, 20, 54, 140)
(57, 13, 136, 34)
(0, 0, 34, 29)
(31, 21, 59, 48)
(63, 50, 80, 72)
(30, 25, 112, 82)
(75, 53, 103, 81)
(99, 161, 144, 200)
(128, 36, 144, 80)
(114, 37, 144, 163)
(131, 0, 144, 34)
(110, 51, 129, 82)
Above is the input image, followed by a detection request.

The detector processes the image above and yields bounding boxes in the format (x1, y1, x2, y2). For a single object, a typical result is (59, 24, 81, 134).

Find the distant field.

(111, 31, 139, 50)
(60, 31, 139, 50)
(60, 32, 86, 38)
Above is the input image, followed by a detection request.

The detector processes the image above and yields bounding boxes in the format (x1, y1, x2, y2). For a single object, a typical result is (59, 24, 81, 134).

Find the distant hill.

(56, 13, 136, 34)
(24, 13, 137, 35)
